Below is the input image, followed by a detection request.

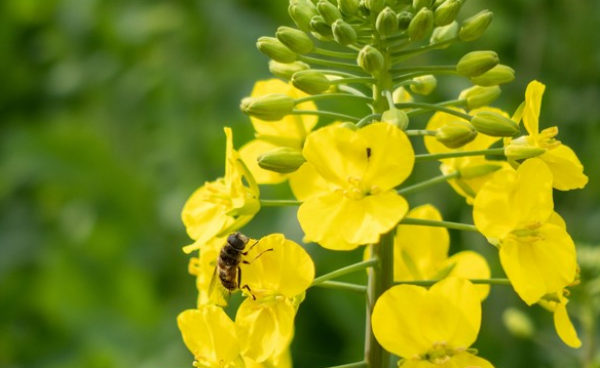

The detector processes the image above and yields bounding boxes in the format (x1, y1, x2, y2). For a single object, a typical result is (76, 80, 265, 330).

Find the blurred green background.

(1, 0, 599, 367)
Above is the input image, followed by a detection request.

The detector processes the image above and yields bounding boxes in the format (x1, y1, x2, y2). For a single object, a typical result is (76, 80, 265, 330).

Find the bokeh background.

(1, 0, 599, 367)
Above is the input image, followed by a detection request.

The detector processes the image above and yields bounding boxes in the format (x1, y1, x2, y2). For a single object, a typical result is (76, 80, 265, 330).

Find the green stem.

(318, 361, 368, 368)
(365, 232, 394, 368)
(295, 93, 374, 105)
(404, 129, 437, 137)
(292, 110, 361, 122)
(311, 281, 367, 293)
(390, 38, 456, 60)
(390, 65, 456, 74)
(299, 55, 365, 72)
(395, 102, 472, 120)
(311, 259, 379, 286)
(331, 77, 377, 85)
(395, 278, 511, 286)
(399, 218, 479, 232)
(415, 148, 506, 162)
(259, 199, 301, 207)
(337, 85, 369, 97)
(396, 172, 460, 195)
(311, 69, 364, 78)
(356, 113, 382, 127)
(313, 47, 358, 59)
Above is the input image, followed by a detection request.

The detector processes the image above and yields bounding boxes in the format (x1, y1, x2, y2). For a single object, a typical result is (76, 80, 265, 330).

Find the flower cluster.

(176, 0, 588, 367)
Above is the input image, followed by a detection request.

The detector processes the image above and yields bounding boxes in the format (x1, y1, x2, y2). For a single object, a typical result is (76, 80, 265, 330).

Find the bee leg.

(238, 266, 257, 300)
(241, 284, 256, 300)
(242, 239, 261, 255)
(242, 248, 274, 264)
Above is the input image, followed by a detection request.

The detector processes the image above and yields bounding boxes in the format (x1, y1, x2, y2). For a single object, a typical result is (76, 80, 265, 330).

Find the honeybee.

(208, 232, 272, 304)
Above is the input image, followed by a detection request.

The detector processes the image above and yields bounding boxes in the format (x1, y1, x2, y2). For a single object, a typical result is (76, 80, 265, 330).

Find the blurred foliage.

(0, 0, 599, 367)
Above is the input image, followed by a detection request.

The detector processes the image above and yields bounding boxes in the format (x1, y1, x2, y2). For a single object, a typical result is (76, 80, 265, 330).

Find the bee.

(208, 232, 272, 304)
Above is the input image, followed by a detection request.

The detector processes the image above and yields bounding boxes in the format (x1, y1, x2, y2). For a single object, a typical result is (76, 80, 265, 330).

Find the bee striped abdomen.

(218, 244, 243, 291)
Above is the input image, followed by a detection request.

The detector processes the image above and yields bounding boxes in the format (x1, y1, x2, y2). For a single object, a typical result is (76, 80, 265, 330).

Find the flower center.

(335, 175, 380, 200)
(509, 221, 543, 243)
(538, 126, 561, 150)
(421, 340, 458, 364)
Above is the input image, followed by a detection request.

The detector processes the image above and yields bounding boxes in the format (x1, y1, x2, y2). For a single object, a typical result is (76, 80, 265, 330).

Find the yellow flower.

(538, 289, 582, 348)
(507, 80, 588, 190)
(425, 107, 510, 204)
(235, 234, 315, 362)
(181, 128, 260, 253)
(188, 236, 228, 307)
(473, 158, 577, 305)
(394, 204, 491, 299)
(294, 123, 415, 250)
(239, 79, 318, 184)
(372, 277, 494, 368)
(178, 306, 245, 368)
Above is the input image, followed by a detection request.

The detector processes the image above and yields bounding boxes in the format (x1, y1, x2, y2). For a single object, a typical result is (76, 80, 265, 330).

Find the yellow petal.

(473, 168, 519, 239)
(240, 234, 315, 298)
(178, 307, 241, 367)
(514, 158, 554, 223)
(500, 223, 577, 305)
(181, 182, 232, 246)
(394, 204, 449, 281)
(541, 145, 588, 190)
(445, 251, 491, 300)
(554, 299, 582, 348)
(448, 352, 496, 368)
(239, 140, 288, 185)
(289, 162, 332, 201)
(523, 80, 545, 138)
(236, 298, 296, 363)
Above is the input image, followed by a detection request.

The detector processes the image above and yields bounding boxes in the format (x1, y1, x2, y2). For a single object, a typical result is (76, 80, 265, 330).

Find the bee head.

(228, 232, 249, 250)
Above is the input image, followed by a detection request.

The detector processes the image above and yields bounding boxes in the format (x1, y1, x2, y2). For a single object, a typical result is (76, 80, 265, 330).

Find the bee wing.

(207, 266, 229, 307)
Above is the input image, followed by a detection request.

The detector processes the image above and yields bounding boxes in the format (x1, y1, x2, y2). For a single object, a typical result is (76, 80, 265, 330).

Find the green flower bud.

(310, 15, 334, 39)
(410, 75, 437, 95)
(257, 147, 306, 174)
(470, 110, 519, 137)
(456, 50, 499, 78)
(502, 308, 535, 339)
(504, 142, 546, 160)
(430, 21, 458, 47)
(240, 94, 295, 121)
(338, 0, 360, 16)
(458, 10, 493, 42)
(365, 0, 386, 13)
(434, 0, 461, 26)
(435, 121, 477, 148)
(276, 26, 314, 55)
(470, 64, 515, 86)
(357, 45, 385, 75)
(292, 70, 331, 94)
(257, 36, 298, 63)
(459, 163, 503, 179)
(332, 19, 357, 46)
(268, 60, 310, 80)
(397, 11, 413, 31)
(408, 8, 434, 41)
(340, 122, 359, 130)
(376, 7, 399, 38)
(413, 0, 433, 11)
(289, 0, 319, 33)
(382, 108, 409, 130)
(459, 85, 501, 109)
(317, 0, 342, 25)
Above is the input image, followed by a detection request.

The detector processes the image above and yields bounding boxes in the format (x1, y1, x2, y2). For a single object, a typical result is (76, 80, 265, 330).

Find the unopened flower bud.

(382, 108, 409, 130)
(269, 60, 310, 80)
(393, 86, 414, 103)
(456, 50, 499, 78)
(332, 19, 357, 46)
(240, 94, 295, 121)
(292, 70, 331, 94)
(257, 147, 306, 174)
(408, 8, 434, 41)
(289, 0, 319, 33)
(338, 0, 360, 16)
(276, 26, 314, 55)
(459, 163, 503, 179)
(470, 64, 515, 86)
(376, 7, 398, 38)
(435, 121, 477, 148)
(430, 21, 458, 46)
(365, 0, 386, 13)
(503, 308, 535, 339)
(504, 141, 546, 160)
(413, 0, 433, 11)
(310, 15, 334, 39)
(340, 122, 359, 130)
(471, 110, 519, 137)
(434, 0, 461, 26)
(459, 10, 493, 42)
(257, 37, 298, 63)
(410, 75, 437, 95)
(317, 0, 342, 25)
(397, 11, 413, 31)
(358, 45, 385, 75)
(459, 85, 501, 109)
